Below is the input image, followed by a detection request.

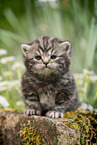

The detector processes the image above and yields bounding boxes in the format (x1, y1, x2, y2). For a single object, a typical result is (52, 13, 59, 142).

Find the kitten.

(21, 36, 81, 118)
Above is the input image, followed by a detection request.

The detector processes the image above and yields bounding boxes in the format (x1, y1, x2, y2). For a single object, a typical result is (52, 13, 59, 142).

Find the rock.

(0, 110, 77, 145)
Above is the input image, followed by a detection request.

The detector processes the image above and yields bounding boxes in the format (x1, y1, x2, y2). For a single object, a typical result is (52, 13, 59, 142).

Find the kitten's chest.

(37, 83, 56, 108)
(37, 82, 56, 95)
(36, 78, 66, 94)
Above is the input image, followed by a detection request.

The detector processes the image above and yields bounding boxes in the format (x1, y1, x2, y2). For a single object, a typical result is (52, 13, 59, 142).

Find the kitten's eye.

(35, 56, 41, 60)
(51, 55, 57, 59)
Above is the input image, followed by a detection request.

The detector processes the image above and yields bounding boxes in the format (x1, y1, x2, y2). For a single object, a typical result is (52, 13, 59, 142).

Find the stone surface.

(0, 110, 77, 145)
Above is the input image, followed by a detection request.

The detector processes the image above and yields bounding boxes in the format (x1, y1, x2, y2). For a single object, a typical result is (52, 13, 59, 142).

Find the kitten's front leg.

(25, 105, 41, 116)
(46, 92, 69, 118)
(25, 108, 41, 116)
(46, 111, 64, 118)
(24, 96, 42, 116)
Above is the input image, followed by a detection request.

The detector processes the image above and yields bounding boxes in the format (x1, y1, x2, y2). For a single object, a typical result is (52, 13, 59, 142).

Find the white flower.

(0, 87, 8, 92)
(0, 76, 2, 81)
(11, 80, 21, 86)
(1, 56, 15, 64)
(16, 101, 23, 106)
(74, 74, 84, 80)
(74, 74, 84, 85)
(0, 95, 9, 107)
(94, 109, 97, 113)
(3, 71, 13, 77)
(8, 80, 21, 90)
(0, 48, 7, 56)
(79, 103, 93, 111)
(83, 69, 94, 76)
(0, 80, 21, 91)
(12, 62, 25, 70)
(90, 75, 97, 83)
(0, 81, 9, 88)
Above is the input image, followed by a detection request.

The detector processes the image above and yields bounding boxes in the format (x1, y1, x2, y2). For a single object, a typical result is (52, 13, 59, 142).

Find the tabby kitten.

(21, 36, 80, 118)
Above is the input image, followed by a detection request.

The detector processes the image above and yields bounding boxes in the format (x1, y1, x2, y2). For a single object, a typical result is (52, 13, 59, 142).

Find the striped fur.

(21, 36, 80, 118)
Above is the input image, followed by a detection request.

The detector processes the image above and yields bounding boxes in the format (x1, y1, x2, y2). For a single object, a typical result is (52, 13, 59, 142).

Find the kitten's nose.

(44, 61, 49, 66)
(43, 57, 49, 66)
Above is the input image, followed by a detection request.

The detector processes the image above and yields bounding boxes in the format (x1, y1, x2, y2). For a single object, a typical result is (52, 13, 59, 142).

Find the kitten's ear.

(59, 41, 71, 57)
(21, 44, 31, 56)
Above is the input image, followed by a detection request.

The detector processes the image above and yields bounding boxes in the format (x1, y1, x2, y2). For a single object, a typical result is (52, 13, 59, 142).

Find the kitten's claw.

(36, 110, 41, 115)
(46, 111, 64, 118)
(24, 109, 41, 116)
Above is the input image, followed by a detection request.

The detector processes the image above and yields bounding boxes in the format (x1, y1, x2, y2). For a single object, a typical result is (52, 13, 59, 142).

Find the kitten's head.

(21, 36, 71, 76)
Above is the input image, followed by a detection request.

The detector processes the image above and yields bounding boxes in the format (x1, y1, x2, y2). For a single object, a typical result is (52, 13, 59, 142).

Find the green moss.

(62, 109, 97, 145)
(20, 123, 43, 145)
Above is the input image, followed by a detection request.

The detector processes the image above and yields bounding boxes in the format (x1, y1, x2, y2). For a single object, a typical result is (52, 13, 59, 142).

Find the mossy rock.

(0, 109, 97, 145)
(0, 109, 77, 145)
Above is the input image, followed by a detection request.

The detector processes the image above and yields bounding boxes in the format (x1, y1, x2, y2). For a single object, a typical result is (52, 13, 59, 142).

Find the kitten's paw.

(24, 109, 41, 116)
(46, 111, 64, 118)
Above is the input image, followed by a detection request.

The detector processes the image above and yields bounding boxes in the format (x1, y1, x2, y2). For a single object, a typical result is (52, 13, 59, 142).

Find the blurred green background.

(0, 0, 97, 73)
(0, 0, 97, 110)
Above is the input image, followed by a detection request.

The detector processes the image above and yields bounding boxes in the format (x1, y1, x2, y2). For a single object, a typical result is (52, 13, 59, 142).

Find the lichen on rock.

(20, 122, 43, 145)
(62, 109, 97, 144)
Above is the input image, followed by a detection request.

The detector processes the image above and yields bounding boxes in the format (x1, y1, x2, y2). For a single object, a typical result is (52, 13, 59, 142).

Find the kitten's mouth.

(43, 66, 50, 70)
(41, 66, 52, 76)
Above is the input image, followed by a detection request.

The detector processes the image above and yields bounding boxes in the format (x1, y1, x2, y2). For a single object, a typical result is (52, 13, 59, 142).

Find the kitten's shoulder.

(22, 70, 29, 79)
(63, 71, 74, 80)
(22, 71, 33, 83)
(60, 71, 75, 84)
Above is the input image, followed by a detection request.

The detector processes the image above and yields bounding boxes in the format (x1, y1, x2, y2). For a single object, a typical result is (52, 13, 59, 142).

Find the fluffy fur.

(21, 36, 81, 118)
